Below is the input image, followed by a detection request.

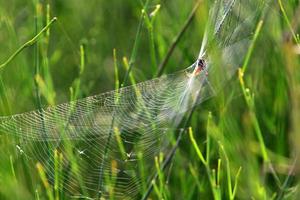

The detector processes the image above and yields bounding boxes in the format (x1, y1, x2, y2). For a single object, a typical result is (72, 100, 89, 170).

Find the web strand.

(1, 63, 211, 199)
(1, 0, 271, 199)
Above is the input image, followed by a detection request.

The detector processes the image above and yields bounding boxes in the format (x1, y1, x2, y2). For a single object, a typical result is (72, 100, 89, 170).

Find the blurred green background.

(0, 0, 206, 113)
(0, 0, 299, 199)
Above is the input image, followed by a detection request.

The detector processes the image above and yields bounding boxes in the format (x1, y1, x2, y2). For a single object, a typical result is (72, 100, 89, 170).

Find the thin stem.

(121, 1, 149, 86)
(0, 17, 57, 70)
(34, 15, 42, 110)
(190, 127, 221, 200)
(241, 20, 263, 73)
(141, 130, 183, 200)
(189, 127, 206, 165)
(276, 155, 298, 199)
(278, 0, 300, 44)
(232, 167, 242, 199)
(141, 2, 206, 193)
(156, 0, 202, 77)
(142, 81, 215, 199)
(97, 3, 150, 197)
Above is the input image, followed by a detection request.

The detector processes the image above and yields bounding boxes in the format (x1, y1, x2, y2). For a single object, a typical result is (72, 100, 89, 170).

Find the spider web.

(0, 0, 270, 199)
(0, 64, 213, 199)
(204, 0, 270, 92)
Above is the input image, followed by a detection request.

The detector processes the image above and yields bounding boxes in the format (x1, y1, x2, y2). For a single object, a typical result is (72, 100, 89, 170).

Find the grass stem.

(156, 0, 202, 76)
(0, 17, 57, 70)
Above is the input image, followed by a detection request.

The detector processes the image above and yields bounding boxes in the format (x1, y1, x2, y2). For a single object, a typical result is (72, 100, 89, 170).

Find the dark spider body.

(193, 58, 207, 76)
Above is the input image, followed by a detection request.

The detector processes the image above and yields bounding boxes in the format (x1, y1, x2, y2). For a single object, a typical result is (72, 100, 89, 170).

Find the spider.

(193, 58, 208, 76)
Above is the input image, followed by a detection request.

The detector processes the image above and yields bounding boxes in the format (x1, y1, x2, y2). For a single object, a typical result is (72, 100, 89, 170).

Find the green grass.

(0, 0, 299, 199)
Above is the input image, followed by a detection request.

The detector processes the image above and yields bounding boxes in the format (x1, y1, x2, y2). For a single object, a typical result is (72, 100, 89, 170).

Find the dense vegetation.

(0, 0, 299, 199)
